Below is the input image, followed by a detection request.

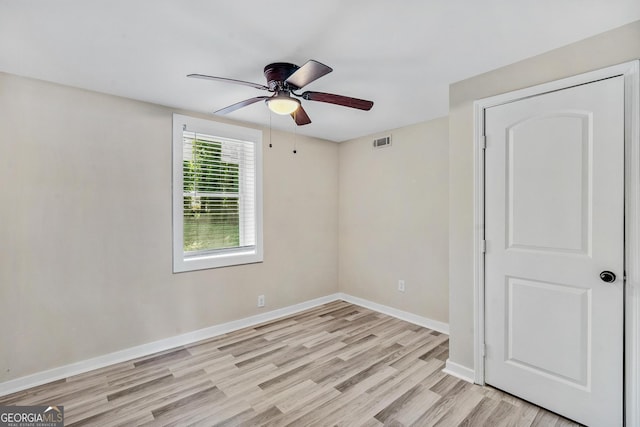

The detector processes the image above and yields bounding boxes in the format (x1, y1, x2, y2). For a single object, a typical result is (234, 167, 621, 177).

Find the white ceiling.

(1, 1, 639, 142)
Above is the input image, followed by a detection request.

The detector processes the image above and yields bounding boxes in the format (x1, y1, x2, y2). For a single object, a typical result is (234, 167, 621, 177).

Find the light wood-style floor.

(0, 301, 582, 426)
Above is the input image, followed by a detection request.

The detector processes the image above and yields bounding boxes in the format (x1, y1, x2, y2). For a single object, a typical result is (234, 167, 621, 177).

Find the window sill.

(173, 249, 263, 273)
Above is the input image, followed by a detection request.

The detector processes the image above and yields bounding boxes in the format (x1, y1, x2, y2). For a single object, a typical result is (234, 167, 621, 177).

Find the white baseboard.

(443, 359, 475, 383)
(0, 293, 341, 397)
(0, 292, 451, 398)
(337, 293, 449, 334)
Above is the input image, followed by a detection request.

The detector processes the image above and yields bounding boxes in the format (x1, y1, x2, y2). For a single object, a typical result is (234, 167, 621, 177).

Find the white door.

(484, 76, 624, 427)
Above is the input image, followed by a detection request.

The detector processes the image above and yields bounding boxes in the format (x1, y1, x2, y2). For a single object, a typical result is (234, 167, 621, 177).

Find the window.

(173, 114, 263, 272)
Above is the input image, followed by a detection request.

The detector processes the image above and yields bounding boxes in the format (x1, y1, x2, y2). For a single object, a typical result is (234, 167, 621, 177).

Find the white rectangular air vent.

(373, 135, 392, 149)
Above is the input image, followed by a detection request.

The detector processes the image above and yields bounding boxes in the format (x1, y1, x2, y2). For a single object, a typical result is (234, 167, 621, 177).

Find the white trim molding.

(0, 293, 341, 397)
(443, 359, 475, 384)
(473, 60, 640, 426)
(338, 293, 449, 334)
(624, 59, 640, 427)
(0, 293, 450, 398)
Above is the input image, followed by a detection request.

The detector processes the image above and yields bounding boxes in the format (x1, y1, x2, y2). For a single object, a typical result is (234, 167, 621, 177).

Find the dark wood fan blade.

(187, 74, 269, 91)
(291, 105, 312, 126)
(302, 91, 374, 110)
(214, 96, 269, 115)
(285, 60, 333, 89)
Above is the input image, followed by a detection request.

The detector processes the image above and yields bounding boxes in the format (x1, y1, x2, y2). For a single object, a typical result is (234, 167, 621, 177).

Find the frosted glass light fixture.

(266, 93, 300, 115)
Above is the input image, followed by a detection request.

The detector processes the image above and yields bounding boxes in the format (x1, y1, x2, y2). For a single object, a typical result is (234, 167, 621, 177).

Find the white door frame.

(473, 60, 640, 425)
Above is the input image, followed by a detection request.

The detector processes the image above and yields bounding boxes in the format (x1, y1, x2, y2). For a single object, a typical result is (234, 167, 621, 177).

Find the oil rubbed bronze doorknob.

(600, 271, 616, 283)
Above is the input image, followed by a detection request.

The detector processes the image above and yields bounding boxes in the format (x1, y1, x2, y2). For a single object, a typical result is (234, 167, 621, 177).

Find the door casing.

(472, 60, 640, 426)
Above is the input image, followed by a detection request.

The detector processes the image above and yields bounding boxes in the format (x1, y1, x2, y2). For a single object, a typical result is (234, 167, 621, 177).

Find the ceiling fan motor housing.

(263, 62, 300, 91)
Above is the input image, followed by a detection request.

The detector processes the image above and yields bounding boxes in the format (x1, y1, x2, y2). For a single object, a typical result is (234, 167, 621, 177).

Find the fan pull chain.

(293, 119, 297, 154)
(269, 112, 273, 148)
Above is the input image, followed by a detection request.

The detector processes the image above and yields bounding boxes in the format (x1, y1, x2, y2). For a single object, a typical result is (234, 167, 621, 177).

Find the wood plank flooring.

(0, 301, 582, 426)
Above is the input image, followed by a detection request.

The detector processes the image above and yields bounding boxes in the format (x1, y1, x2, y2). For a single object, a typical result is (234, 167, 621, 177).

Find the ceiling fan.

(187, 60, 374, 126)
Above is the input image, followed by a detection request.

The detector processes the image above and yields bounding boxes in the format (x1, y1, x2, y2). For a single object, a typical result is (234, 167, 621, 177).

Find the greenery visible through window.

(173, 114, 262, 272)
(183, 134, 241, 253)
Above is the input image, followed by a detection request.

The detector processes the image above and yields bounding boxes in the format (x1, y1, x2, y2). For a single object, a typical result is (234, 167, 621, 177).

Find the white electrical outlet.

(398, 280, 405, 292)
(257, 294, 265, 307)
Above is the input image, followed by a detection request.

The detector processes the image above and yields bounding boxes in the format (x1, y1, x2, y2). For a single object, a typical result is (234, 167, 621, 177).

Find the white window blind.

(182, 131, 256, 254)
(173, 114, 263, 272)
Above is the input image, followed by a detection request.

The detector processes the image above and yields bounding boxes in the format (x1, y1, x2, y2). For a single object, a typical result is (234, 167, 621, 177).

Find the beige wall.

(0, 73, 338, 382)
(13, 19, 637, 382)
(448, 20, 640, 369)
(338, 118, 449, 322)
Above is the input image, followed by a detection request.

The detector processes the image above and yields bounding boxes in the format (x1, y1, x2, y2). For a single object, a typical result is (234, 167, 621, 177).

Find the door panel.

(484, 76, 624, 427)
(506, 277, 590, 387)
(506, 112, 591, 254)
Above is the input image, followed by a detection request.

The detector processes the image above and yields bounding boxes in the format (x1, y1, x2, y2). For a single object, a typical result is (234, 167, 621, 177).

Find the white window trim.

(172, 114, 263, 272)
